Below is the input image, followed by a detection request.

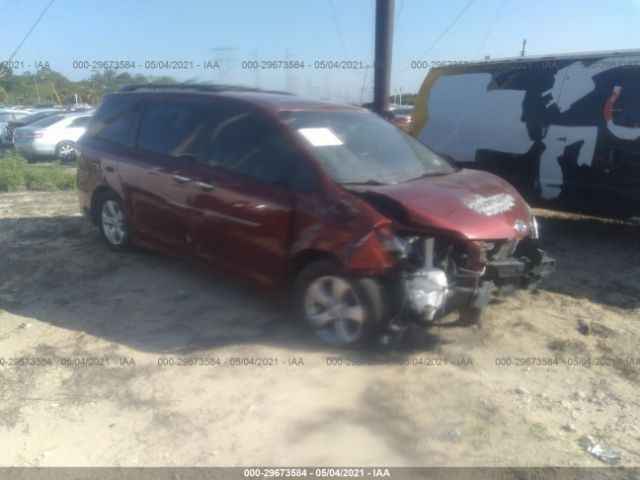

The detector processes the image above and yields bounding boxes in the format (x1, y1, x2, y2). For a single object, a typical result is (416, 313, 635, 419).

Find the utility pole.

(373, 0, 394, 114)
(211, 47, 235, 84)
(520, 39, 527, 57)
(359, 65, 370, 105)
(285, 48, 299, 94)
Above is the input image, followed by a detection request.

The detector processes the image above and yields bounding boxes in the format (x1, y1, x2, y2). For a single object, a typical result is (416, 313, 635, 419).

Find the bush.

(0, 153, 76, 192)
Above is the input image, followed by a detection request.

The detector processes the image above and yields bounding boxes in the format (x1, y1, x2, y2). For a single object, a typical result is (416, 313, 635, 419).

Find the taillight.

(26, 131, 43, 138)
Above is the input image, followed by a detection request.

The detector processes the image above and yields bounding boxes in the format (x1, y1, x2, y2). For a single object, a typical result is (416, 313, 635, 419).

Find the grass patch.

(0, 153, 76, 192)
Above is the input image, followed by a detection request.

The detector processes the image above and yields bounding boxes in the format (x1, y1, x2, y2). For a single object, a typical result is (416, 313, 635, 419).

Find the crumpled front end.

(374, 218, 555, 327)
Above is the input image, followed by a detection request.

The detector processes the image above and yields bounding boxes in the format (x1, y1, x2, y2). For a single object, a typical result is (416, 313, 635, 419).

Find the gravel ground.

(0, 191, 639, 467)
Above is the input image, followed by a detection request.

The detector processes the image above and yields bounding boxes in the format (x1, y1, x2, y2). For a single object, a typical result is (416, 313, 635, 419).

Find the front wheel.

(97, 192, 130, 251)
(294, 260, 386, 346)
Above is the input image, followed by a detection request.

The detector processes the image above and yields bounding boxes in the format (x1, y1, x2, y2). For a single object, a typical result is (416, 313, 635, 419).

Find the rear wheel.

(56, 141, 76, 162)
(294, 260, 385, 346)
(97, 192, 130, 251)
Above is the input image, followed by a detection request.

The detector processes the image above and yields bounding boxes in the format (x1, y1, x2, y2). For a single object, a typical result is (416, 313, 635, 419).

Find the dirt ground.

(0, 191, 639, 467)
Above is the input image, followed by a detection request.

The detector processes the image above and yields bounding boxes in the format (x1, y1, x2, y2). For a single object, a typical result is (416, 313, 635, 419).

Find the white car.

(14, 113, 92, 161)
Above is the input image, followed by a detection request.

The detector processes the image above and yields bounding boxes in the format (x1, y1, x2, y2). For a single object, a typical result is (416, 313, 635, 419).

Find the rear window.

(89, 96, 141, 145)
(30, 114, 66, 128)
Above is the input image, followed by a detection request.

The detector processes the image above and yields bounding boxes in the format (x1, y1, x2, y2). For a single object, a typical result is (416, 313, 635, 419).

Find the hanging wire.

(328, 0, 349, 55)
(395, 0, 476, 76)
(474, 0, 507, 59)
(6, 0, 56, 63)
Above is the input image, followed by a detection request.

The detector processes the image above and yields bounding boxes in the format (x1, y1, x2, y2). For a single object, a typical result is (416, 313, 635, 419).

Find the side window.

(290, 160, 318, 192)
(69, 116, 90, 128)
(137, 102, 208, 159)
(206, 110, 292, 185)
(90, 96, 140, 145)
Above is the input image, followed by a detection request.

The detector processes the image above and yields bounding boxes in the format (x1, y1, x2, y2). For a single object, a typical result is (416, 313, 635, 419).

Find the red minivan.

(77, 84, 554, 346)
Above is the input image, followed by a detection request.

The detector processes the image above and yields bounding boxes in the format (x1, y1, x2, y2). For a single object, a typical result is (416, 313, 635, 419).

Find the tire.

(294, 260, 386, 346)
(458, 305, 485, 327)
(56, 141, 76, 162)
(97, 191, 131, 252)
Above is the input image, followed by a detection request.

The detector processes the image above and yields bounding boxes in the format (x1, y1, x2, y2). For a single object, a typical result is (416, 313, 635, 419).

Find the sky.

(2, 0, 640, 103)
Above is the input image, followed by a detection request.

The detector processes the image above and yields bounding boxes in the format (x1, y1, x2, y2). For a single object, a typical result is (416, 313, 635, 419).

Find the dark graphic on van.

(410, 52, 640, 217)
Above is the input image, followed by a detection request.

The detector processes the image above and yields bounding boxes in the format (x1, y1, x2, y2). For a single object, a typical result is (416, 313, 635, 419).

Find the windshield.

(280, 110, 455, 185)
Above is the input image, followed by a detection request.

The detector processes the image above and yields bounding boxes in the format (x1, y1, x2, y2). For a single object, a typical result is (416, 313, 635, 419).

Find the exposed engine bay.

(351, 187, 556, 333)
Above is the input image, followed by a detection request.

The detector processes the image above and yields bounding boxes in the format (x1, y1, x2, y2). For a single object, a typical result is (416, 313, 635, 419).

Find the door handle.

(172, 174, 191, 183)
(195, 181, 215, 191)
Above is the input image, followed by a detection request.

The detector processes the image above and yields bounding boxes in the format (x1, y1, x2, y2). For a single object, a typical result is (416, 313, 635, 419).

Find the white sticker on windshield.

(297, 128, 344, 147)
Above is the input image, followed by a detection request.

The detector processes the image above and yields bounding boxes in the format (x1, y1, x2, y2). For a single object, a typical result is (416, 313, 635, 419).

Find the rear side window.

(136, 102, 208, 159)
(90, 96, 140, 145)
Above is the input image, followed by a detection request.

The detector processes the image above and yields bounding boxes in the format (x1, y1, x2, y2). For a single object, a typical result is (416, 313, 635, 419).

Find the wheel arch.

(288, 249, 342, 281)
(55, 139, 75, 149)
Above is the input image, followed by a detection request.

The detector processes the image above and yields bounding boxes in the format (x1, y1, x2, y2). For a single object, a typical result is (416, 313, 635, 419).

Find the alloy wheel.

(101, 199, 127, 246)
(303, 275, 366, 345)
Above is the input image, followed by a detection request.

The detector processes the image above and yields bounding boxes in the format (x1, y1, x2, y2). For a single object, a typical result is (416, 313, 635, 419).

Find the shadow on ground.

(1, 212, 638, 359)
(0, 215, 444, 359)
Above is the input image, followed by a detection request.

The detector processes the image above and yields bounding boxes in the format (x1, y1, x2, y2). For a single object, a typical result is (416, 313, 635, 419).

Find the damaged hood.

(350, 169, 532, 240)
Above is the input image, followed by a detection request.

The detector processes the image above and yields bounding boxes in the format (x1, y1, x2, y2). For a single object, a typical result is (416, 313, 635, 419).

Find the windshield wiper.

(405, 171, 452, 182)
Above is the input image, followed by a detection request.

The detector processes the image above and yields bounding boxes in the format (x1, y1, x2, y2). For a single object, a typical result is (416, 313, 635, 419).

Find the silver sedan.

(14, 112, 92, 161)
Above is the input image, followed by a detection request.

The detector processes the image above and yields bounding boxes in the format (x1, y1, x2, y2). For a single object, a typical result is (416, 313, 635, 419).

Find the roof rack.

(118, 83, 293, 96)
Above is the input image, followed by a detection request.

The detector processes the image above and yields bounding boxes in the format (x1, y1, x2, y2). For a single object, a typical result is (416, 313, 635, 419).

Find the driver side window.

(205, 109, 292, 186)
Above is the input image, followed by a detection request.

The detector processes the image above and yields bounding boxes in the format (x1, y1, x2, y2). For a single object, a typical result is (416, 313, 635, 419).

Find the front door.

(189, 108, 296, 284)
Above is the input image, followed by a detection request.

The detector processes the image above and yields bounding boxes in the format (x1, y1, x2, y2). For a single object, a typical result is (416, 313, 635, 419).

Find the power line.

(474, 0, 506, 59)
(395, 0, 476, 76)
(328, 0, 348, 55)
(394, 0, 404, 29)
(7, 0, 56, 63)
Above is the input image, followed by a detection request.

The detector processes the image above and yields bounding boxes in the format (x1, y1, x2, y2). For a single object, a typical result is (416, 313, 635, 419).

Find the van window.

(90, 96, 140, 145)
(137, 102, 208, 159)
(206, 109, 292, 185)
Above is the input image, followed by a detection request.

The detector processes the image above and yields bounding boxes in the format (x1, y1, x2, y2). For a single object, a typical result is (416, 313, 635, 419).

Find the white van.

(410, 50, 640, 218)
